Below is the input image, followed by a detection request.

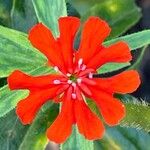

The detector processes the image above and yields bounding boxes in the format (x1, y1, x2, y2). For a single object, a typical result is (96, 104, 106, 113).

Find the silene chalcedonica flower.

(8, 16, 140, 143)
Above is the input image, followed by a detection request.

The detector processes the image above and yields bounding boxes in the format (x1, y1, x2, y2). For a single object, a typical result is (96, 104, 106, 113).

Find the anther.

(54, 66, 59, 72)
(53, 80, 61, 85)
(77, 78, 82, 84)
(67, 80, 72, 84)
(88, 72, 93, 79)
(81, 64, 86, 71)
(72, 83, 76, 88)
(78, 58, 83, 68)
(72, 93, 77, 99)
(66, 73, 71, 77)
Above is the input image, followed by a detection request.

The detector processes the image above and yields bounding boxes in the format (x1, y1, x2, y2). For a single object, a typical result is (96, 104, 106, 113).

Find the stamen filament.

(78, 83, 92, 96)
(78, 68, 95, 77)
(82, 78, 96, 85)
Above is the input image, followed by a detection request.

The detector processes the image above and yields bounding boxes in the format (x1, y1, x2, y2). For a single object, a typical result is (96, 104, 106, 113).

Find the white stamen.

(78, 58, 83, 68)
(77, 78, 82, 84)
(67, 80, 72, 84)
(72, 93, 77, 99)
(88, 73, 93, 79)
(81, 64, 86, 71)
(53, 79, 61, 85)
(72, 83, 76, 88)
(66, 73, 71, 77)
(54, 66, 59, 72)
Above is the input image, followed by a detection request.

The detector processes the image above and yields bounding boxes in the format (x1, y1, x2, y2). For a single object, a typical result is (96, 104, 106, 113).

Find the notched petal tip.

(106, 102, 126, 126)
(111, 70, 141, 94)
(46, 95, 74, 143)
(46, 126, 72, 144)
(90, 90, 126, 127)
(7, 70, 25, 90)
(75, 100, 105, 140)
(128, 70, 141, 92)
(115, 41, 132, 62)
(16, 100, 34, 125)
(28, 22, 45, 36)
(76, 16, 111, 64)
(58, 16, 80, 23)
(87, 16, 111, 28)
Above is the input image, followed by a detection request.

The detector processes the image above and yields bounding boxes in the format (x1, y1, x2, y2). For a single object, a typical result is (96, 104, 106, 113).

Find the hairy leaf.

(120, 95, 150, 132)
(94, 126, 150, 150)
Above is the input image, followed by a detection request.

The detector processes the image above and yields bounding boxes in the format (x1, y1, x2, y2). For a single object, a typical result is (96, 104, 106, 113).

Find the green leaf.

(19, 102, 59, 150)
(129, 46, 148, 70)
(61, 126, 94, 150)
(11, 0, 37, 32)
(120, 95, 150, 132)
(94, 126, 150, 150)
(0, 66, 54, 118)
(104, 30, 150, 51)
(0, 102, 59, 150)
(32, 0, 67, 37)
(66, 2, 80, 18)
(0, 85, 28, 118)
(68, 0, 102, 16)
(98, 62, 130, 74)
(0, 110, 29, 150)
(82, 0, 141, 39)
(0, 0, 12, 26)
(99, 30, 150, 73)
(0, 25, 49, 77)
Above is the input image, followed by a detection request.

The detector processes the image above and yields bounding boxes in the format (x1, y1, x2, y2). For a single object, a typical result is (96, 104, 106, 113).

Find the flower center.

(69, 74, 77, 83)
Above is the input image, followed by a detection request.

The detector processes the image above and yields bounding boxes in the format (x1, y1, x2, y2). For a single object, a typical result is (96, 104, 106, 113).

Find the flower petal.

(108, 70, 140, 94)
(28, 23, 66, 72)
(87, 41, 132, 69)
(75, 99, 105, 140)
(58, 17, 80, 73)
(46, 93, 74, 143)
(76, 17, 111, 64)
(8, 70, 64, 90)
(92, 70, 140, 94)
(16, 87, 60, 124)
(90, 90, 125, 126)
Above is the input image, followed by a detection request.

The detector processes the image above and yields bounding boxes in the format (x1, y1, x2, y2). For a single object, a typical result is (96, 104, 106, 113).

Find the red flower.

(8, 17, 140, 143)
